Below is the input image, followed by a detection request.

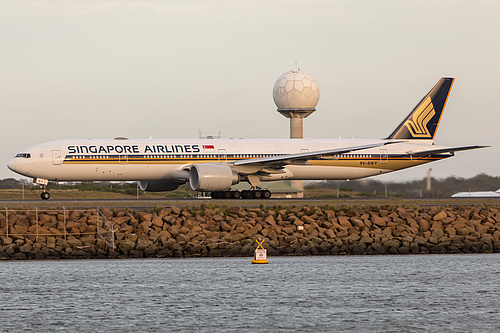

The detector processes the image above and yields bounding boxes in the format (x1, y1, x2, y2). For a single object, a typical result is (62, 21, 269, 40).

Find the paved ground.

(1, 197, 500, 210)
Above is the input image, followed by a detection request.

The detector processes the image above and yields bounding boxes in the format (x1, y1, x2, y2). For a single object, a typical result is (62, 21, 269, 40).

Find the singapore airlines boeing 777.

(8, 78, 486, 200)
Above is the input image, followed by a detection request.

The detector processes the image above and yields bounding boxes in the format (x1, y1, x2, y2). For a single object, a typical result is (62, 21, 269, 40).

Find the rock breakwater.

(1, 205, 500, 259)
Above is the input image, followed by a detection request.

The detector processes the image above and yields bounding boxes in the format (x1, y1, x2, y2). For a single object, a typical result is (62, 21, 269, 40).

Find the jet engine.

(189, 163, 239, 191)
(138, 180, 183, 192)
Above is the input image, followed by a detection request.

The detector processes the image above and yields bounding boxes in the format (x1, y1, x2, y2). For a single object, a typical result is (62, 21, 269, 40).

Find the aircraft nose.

(8, 156, 31, 176)
(7, 158, 18, 172)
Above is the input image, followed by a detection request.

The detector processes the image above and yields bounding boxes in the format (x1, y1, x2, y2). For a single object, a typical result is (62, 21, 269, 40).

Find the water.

(1, 254, 499, 332)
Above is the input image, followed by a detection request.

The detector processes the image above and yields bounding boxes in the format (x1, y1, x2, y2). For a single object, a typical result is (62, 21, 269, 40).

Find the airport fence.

(0, 208, 116, 250)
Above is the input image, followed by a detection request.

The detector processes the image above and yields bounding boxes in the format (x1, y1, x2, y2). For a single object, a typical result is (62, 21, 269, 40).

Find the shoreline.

(1, 204, 500, 260)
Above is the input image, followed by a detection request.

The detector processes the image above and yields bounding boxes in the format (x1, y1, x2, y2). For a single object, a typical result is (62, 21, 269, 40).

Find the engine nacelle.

(138, 180, 182, 192)
(189, 163, 239, 191)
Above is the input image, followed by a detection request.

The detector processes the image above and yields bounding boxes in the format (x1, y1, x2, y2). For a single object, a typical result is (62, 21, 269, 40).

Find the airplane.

(7, 77, 487, 200)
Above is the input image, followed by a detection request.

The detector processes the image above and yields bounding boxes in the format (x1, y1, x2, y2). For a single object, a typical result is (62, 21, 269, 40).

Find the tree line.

(0, 179, 138, 195)
(1, 174, 500, 197)
(306, 173, 500, 197)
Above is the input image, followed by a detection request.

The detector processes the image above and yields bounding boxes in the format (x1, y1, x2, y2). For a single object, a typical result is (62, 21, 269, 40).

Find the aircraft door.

(218, 149, 227, 162)
(52, 150, 62, 165)
(380, 149, 388, 164)
(119, 155, 128, 165)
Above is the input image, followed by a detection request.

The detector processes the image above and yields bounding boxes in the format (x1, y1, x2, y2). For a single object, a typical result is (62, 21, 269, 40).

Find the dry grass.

(2, 189, 500, 211)
(0, 189, 192, 201)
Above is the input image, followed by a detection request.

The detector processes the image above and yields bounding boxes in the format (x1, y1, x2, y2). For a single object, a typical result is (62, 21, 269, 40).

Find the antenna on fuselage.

(199, 130, 222, 139)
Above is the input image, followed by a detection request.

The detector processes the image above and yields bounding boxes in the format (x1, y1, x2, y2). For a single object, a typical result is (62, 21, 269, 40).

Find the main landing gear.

(210, 176, 272, 199)
(210, 189, 272, 199)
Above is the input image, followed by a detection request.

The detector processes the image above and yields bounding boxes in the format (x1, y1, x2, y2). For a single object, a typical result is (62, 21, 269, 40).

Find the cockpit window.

(15, 153, 31, 158)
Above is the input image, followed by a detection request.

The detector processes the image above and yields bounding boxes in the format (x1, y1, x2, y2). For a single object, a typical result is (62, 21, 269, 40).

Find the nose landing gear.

(34, 178, 51, 200)
(41, 191, 50, 200)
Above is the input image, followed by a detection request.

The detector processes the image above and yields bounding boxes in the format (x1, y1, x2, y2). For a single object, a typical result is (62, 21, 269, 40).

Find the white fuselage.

(7, 138, 449, 183)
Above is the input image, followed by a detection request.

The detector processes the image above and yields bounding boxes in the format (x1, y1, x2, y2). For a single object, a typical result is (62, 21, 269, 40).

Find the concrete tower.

(273, 69, 320, 138)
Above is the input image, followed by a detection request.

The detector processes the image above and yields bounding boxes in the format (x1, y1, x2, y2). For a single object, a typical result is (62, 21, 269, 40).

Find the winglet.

(386, 77, 454, 140)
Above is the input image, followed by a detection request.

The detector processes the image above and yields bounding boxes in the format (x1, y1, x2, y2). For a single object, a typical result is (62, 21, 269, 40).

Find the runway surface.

(1, 197, 500, 209)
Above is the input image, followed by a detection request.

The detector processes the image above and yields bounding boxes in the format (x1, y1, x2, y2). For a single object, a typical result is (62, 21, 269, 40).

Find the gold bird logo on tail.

(403, 96, 435, 138)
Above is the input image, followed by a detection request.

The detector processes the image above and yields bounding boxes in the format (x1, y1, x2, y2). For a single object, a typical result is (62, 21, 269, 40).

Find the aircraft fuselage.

(8, 138, 450, 182)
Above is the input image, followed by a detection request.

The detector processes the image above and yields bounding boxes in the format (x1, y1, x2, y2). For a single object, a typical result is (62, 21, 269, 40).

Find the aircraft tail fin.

(386, 77, 454, 140)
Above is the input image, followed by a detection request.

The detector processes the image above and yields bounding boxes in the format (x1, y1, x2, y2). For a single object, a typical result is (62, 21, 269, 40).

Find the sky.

(1, 0, 499, 182)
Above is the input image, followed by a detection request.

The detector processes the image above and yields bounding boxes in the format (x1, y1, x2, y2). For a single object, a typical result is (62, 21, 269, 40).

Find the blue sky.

(1, 0, 498, 181)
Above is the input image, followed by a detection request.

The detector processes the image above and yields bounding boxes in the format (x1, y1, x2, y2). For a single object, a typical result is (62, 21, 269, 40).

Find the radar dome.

(273, 69, 320, 110)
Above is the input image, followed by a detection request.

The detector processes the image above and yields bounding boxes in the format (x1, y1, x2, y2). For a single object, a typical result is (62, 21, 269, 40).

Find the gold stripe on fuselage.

(63, 155, 450, 171)
(309, 157, 446, 170)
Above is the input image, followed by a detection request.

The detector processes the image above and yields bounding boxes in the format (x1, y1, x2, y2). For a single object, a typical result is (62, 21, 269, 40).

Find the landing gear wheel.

(232, 191, 241, 199)
(41, 192, 50, 200)
(241, 190, 253, 199)
(210, 191, 222, 199)
(223, 191, 232, 199)
(253, 190, 263, 199)
(262, 190, 271, 199)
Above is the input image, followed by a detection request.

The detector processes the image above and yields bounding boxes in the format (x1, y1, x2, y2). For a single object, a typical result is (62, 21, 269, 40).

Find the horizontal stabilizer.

(406, 145, 488, 156)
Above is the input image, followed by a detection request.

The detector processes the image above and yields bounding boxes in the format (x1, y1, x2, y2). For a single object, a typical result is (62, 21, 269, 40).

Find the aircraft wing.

(406, 145, 489, 157)
(233, 141, 399, 168)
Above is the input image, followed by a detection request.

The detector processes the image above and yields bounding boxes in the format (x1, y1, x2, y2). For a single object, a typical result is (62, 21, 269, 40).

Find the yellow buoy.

(252, 238, 268, 264)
